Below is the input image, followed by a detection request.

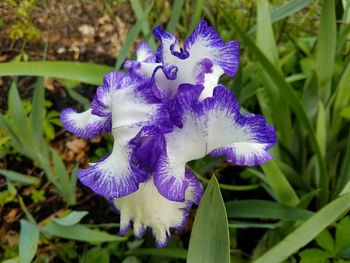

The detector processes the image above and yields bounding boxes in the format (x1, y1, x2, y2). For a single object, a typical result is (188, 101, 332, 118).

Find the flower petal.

(148, 84, 276, 201)
(112, 174, 202, 247)
(77, 127, 148, 198)
(124, 42, 159, 78)
(184, 20, 240, 77)
(91, 72, 167, 129)
(60, 108, 111, 138)
(150, 21, 239, 99)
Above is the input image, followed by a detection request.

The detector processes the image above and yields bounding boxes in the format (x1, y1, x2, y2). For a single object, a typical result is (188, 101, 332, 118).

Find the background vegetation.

(0, 0, 349, 262)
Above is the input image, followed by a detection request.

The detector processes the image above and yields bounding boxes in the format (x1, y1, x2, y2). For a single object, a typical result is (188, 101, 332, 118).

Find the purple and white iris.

(60, 20, 277, 247)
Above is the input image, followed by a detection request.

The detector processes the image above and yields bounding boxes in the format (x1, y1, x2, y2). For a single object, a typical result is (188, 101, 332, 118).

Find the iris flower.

(60, 20, 276, 247)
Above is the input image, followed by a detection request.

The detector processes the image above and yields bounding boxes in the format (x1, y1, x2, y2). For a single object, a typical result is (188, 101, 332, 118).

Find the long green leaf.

(166, 0, 184, 32)
(19, 220, 39, 263)
(53, 211, 88, 226)
(127, 248, 187, 259)
(41, 222, 126, 242)
(187, 176, 230, 263)
(257, 0, 279, 65)
(115, 4, 153, 70)
(0, 62, 113, 85)
(223, 12, 328, 205)
(262, 161, 299, 206)
(225, 200, 313, 221)
(51, 149, 72, 204)
(8, 80, 33, 149)
(316, 101, 326, 158)
(256, 0, 292, 143)
(331, 60, 350, 139)
(0, 169, 40, 185)
(254, 193, 350, 263)
(316, 0, 336, 102)
(130, 0, 157, 49)
(31, 77, 47, 156)
(187, 0, 205, 35)
(248, 0, 313, 34)
(336, 135, 350, 197)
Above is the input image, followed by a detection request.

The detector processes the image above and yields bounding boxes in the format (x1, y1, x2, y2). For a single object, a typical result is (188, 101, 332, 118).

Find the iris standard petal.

(124, 42, 160, 78)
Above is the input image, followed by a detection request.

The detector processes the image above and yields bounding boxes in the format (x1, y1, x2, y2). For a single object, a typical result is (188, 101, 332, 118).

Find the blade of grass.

(64, 88, 90, 110)
(335, 135, 350, 197)
(41, 222, 127, 242)
(53, 211, 88, 226)
(248, 0, 313, 34)
(31, 77, 47, 156)
(115, 4, 153, 70)
(315, 0, 336, 102)
(261, 161, 299, 206)
(166, 0, 184, 33)
(51, 149, 73, 204)
(254, 192, 350, 263)
(8, 79, 34, 149)
(19, 220, 40, 263)
(0, 62, 113, 85)
(187, 0, 205, 35)
(256, 0, 292, 145)
(127, 248, 187, 260)
(187, 176, 230, 263)
(0, 169, 40, 185)
(316, 101, 327, 158)
(130, 0, 157, 50)
(225, 200, 313, 221)
(223, 12, 328, 205)
(331, 60, 350, 140)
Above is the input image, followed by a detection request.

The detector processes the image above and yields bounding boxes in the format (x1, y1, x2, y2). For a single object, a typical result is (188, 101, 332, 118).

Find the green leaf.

(332, 53, 350, 139)
(316, 0, 336, 102)
(166, 0, 184, 32)
(51, 149, 73, 204)
(223, 13, 328, 205)
(8, 80, 33, 149)
(31, 77, 47, 156)
(0, 169, 40, 185)
(299, 248, 330, 263)
(316, 230, 334, 254)
(41, 222, 126, 242)
(53, 211, 88, 226)
(129, 0, 157, 49)
(316, 101, 327, 158)
(115, 4, 153, 70)
(257, 0, 278, 65)
(341, 107, 350, 119)
(187, 0, 205, 35)
(335, 136, 350, 197)
(19, 219, 39, 263)
(0, 62, 113, 85)
(270, 0, 313, 23)
(261, 161, 299, 206)
(225, 200, 313, 221)
(127, 248, 187, 260)
(256, 0, 292, 143)
(253, 193, 350, 263)
(187, 176, 230, 263)
(335, 217, 350, 254)
(248, 0, 313, 34)
(81, 246, 109, 263)
(64, 87, 90, 110)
